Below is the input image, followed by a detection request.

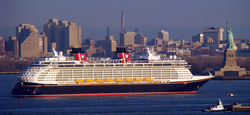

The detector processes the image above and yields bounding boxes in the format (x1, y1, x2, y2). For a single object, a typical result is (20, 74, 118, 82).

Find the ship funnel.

(70, 48, 87, 61)
(114, 47, 131, 63)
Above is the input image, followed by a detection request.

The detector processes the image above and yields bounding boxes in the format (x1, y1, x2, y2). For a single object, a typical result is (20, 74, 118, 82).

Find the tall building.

(202, 27, 224, 44)
(5, 36, 19, 57)
(151, 38, 163, 46)
(0, 37, 4, 55)
(104, 27, 117, 57)
(43, 18, 58, 51)
(134, 33, 147, 46)
(64, 22, 82, 51)
(119, 32, 136, 46)
(192, 34, 203, 43)
(158, 30, 169, 46)
(55, 20, 68, 52)
(44, 18, 81, 53)
(16, 24, 48, 58)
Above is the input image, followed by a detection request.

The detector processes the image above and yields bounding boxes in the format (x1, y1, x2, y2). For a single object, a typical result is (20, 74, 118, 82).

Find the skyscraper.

(158, 30, 169, 46)
(5, 36, 19, 57)
(119, 32, 136, 46)
(151, 38, 163, 46)
(43, 18, 58, 51)
(104, 26, 117, 57)
(134, 33, 147, 46)
(0, 37, 5, 55)
(202, 27, 224, 44)
(44, 18, 81, 53)
(64, 22, 82, 50)
(16, 24, 48, 58)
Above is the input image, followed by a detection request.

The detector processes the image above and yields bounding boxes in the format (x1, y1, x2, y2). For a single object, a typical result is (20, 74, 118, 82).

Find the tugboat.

(202, 99, 226, 112)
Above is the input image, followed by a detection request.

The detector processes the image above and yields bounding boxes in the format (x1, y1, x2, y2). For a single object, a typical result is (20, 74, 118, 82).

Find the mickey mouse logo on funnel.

(80, 54, 85, 60)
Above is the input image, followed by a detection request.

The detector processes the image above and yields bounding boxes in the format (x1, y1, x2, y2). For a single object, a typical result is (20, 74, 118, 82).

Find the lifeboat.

(135, 78, 143, 82)
(125, 78, 133, 82)
(75, 79, 84, 83)
(85, 79, 94, 83)
(95, 79, 103, 82)
(144, 78, 152, 82)
(105, 78, 113, 82)
(115, 78, 123, 82)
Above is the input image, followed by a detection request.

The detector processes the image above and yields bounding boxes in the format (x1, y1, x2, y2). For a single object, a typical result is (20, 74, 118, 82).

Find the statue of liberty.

(226, 21, 235, 50)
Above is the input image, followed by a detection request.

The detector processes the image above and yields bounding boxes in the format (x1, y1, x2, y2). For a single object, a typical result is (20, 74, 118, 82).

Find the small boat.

(202, 99, 226, 112)
(228, 93, 237, 97)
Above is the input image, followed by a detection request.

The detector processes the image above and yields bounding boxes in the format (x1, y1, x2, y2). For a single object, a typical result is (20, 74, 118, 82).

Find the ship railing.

(57, 80, 155, 85)
(52, 62, 189, 68)
(85, 57, 187, 64)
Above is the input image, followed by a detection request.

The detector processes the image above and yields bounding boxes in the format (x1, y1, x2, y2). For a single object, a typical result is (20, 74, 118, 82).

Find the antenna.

(121, 11, 125, 34)
(107, 26, 109, 36)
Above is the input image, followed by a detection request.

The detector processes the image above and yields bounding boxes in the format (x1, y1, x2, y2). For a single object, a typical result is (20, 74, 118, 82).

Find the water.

(1, 75, 250, 115)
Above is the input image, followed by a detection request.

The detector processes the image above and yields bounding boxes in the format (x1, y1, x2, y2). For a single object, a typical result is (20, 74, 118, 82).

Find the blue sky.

(0, 0, 249, 27)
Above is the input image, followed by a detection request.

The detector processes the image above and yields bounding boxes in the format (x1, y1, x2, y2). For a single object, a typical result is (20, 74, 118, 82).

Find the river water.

(0, 74, 250, 115)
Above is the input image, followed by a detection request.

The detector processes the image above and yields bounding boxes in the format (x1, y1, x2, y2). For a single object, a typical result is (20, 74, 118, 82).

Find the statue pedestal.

(215, 50, 247, 77)
(223, 50, 237, 67)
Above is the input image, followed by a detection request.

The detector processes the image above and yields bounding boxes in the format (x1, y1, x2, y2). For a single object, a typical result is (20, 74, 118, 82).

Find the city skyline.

(0, 0, 250, 41)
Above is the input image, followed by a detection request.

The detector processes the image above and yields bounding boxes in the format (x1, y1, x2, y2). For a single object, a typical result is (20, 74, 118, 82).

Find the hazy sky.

(0, 0, 249, 28)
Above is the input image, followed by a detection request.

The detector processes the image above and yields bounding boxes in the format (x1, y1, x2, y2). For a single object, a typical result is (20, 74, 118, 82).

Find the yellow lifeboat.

(105, 78, 113, 82)
(85, 79, 94, 83)
(75, 79, 84, 83)
(95, 79, 103, 82)
(144, 78, 153, 82)
(125, 78, 133, 82)
(135, 78, 143, 82)
(115, 78, 123, 82)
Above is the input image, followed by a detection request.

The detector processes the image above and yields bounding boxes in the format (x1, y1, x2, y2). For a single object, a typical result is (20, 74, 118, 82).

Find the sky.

(0, 0, 250, 40)
(0, 0, 249, 27)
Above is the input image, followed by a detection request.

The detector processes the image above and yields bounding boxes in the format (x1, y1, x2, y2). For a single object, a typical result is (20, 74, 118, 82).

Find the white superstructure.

(18, 48, 213, 85)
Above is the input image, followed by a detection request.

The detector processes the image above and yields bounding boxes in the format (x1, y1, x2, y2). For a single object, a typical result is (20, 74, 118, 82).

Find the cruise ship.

(11, 47, 214, 97)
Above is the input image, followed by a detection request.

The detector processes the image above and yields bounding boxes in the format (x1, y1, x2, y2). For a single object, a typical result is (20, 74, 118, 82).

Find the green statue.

(226, 21, 235, 50)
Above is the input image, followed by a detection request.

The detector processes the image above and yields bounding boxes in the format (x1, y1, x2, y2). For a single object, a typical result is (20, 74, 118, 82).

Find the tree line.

(184, 56, 250, 74)
(0, 59, 34, 72)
